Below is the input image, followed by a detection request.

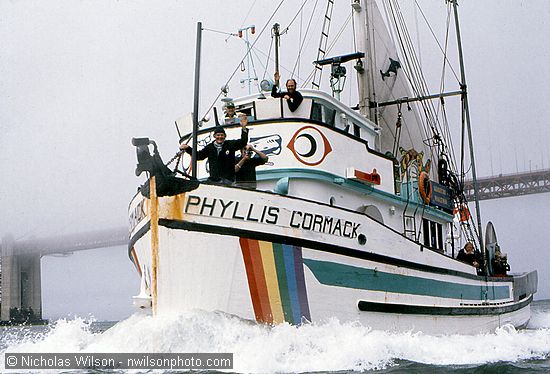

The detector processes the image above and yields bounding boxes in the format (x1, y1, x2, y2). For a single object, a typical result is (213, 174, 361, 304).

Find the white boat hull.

(129, 183, 536, 334)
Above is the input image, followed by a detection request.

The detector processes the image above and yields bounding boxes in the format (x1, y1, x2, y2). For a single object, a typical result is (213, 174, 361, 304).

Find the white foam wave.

(528, 309, 550, 329)
(2, 311, 550, 372)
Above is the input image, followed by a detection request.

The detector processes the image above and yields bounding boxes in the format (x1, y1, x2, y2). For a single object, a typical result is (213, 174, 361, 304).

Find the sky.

(1, 1, 549, 320)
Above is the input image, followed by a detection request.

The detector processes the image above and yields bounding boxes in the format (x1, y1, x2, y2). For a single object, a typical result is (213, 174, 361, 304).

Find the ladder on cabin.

(312, 0, 335, 89)
(402, 168, 420, 242)
(403, 213, 417, 241)
(401, 174, 418, 241)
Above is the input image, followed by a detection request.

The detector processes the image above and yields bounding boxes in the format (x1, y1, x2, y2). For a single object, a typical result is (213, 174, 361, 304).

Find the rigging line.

(391, 0, 442, 164)
(383, 1, 428, 137)
(439, 100, 457, 164)
(435, 3, 462, 171)
(379, 9, 420, 142)
(300, 5, 350, 88)
(259, 37, 273, 81)
(394, 0, 445, 152)
(381, 0, 397, 48)
(300, 0, 326, 88)
(298, 10, 352, 89)
(388, 1, 422, 100)
(325, 13, 352, 53)
(383, 1, 428, 149)
(291, 0, 320, 78)
(202, 27, 239, 37)
(298, 2, 303, 78)
(440, 101, 460, 172)
(301, 67, 316, 89)
(250, 44, 306, 84)
(281, 0, 311, 35)
(414, 1, 422, 69)
(202, 0, 287, 120)
(393, 0, 432, 104)
(394, 1, 430, 103)
(240, 0, 258, 30)
(385, 4, 425, 148)
(413, 0, 460, 83)
(436, 3, 453, 119)
(251, 45, 268, 72)
(248, 43, 260, 91)
(387, 0, 430, 145)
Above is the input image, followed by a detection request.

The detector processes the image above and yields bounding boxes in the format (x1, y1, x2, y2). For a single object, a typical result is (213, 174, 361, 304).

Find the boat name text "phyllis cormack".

(129, 198, 147, 232)
(185, 195, 361, 239)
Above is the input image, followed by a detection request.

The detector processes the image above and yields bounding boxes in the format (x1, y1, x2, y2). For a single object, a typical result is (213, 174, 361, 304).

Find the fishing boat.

(128, 0, 537, 334)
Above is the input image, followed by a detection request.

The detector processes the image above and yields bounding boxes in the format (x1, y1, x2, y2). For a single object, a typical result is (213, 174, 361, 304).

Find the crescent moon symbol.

(296, 133, 317, 157)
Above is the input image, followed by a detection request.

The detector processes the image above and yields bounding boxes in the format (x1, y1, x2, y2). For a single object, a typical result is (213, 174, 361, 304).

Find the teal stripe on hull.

(303, 259, 510, 301)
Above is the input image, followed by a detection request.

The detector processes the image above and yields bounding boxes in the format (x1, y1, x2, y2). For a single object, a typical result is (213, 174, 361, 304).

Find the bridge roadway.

(11, 227, 129, 256)
(463, 168, 550, 201)
(0, 227, 129, 322)
(1, 168, 548, 322)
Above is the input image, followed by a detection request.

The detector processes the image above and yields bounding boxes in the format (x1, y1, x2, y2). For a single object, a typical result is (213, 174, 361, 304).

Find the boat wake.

(1, 302, 550, 373)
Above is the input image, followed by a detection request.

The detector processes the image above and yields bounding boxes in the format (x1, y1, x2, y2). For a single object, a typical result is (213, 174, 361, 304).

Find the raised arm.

(271, 71, 281, 98)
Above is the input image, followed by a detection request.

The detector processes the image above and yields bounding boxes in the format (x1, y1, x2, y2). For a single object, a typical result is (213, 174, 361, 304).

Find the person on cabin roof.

(223, 101, 238, 124)
(235, 125, 269, 189)
(456, 241, 483, 269)
(180, 114, 248, 185)
(271, 72, 303, 112)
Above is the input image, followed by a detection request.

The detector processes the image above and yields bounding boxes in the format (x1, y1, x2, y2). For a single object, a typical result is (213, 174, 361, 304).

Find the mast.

(451, 2, 485, 259)
(352, 0, 376, 122)
(273, 23, 280, 76)
(192, 22, 202, 178)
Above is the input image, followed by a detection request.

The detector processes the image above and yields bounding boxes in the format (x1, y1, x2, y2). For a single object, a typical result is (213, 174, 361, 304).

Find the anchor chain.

(166, 150, 185, 168)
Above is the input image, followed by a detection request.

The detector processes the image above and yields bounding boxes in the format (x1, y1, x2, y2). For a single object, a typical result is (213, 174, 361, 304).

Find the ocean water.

(1, 300, 549, 373)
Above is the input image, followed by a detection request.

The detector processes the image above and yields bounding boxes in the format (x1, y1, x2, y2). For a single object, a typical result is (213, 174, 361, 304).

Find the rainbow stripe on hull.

(239, 238, 311, 324)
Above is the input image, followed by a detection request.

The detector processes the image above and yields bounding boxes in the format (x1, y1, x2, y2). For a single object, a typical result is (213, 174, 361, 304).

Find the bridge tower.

(0, 234, 42, 322)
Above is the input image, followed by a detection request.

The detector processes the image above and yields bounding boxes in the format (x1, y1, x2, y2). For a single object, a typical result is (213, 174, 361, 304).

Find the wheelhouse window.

(422, 218, 443, 251)
(311, 101, 336, 126)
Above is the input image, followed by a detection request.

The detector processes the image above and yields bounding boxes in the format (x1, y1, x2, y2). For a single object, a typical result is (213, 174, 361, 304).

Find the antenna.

(238, 25, 257, 94)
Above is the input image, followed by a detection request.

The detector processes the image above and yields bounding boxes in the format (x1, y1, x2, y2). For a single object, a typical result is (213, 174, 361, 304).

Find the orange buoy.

(418, 171, 432, 204)
(453, 204, 471, 222)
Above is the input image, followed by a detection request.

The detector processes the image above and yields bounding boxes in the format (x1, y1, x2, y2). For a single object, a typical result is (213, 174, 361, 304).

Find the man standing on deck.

(223, 101, 238, 124)
(180, 114, 248, 185)
(271, 72, 303, 112)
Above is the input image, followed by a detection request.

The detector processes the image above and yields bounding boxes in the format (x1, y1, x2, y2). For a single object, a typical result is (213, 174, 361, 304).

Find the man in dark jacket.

(456, 241, 483, 269)
(180, 115, 248, 185)
(271, 71, 303, 112)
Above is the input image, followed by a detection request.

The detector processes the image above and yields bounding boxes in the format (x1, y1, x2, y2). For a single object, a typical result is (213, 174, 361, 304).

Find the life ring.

(418, 171, 432, 204)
